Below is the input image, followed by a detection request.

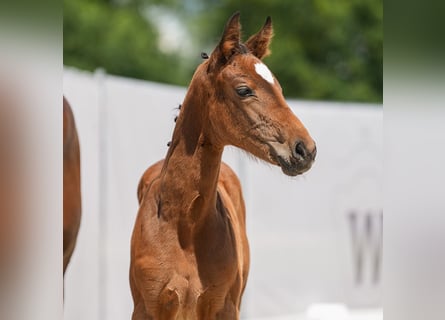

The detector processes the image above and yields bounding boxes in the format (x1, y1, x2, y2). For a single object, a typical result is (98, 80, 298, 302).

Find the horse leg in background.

(63, 97, 82, 275)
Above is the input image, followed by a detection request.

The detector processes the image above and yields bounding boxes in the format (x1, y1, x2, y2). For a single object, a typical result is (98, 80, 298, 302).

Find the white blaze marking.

(254, 62, 274, 84)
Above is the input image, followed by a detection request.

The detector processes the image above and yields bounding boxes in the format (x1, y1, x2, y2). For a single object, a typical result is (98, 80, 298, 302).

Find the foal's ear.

(211, 12, 241, 65)
(246, 16, 273, 60)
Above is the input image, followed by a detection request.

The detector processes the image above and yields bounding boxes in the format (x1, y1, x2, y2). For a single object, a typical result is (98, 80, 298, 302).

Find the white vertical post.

(95, 68, 108, 320)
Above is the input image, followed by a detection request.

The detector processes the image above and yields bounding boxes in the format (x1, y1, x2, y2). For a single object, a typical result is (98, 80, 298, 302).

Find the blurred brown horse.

(63, 97, 81, 275)
(130, 13, 316, 319)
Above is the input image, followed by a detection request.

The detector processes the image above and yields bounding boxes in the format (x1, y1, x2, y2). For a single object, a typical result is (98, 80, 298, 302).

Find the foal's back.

(137, 160, 245, 210)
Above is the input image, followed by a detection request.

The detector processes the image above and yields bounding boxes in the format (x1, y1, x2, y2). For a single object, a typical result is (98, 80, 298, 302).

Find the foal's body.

(130, 13, 316, 319)
(131, 160, 248, 319)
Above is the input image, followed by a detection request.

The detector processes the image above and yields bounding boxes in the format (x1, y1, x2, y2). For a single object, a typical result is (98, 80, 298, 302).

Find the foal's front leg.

(157, 286, 180, 319)
(131, 301, 152, 320)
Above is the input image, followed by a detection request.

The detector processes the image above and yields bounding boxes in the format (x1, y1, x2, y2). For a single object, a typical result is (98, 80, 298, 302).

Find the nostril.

(294, 141, 307, 158)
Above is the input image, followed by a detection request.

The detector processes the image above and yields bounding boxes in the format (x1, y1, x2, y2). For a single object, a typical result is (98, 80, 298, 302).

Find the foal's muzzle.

(278, 140, 316, 176)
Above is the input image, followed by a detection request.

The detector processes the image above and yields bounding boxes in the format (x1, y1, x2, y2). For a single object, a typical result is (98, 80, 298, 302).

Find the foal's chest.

(144, 232, 240, 317)
(152, 258, 236, 319)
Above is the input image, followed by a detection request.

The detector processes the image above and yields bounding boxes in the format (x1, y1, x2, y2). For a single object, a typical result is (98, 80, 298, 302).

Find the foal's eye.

(236, 86, 254, 97)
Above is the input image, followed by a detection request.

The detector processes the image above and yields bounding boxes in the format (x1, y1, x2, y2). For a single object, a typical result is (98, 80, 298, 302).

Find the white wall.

(63, 68, 382, 320)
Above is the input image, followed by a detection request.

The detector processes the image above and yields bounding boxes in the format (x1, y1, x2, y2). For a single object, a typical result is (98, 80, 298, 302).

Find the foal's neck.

(159, 78, 223, 225)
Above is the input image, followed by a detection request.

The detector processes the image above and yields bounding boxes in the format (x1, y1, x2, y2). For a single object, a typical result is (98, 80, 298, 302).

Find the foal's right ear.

(246, 16, 273, 60)
(209, 12, 241, 68)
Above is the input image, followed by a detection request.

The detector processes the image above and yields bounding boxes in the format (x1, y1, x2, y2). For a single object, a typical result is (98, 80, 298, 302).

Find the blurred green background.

(64, 0, 382, 103)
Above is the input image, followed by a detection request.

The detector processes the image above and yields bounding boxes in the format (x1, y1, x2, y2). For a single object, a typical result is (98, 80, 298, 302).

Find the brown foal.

(130, 13, 316, 319)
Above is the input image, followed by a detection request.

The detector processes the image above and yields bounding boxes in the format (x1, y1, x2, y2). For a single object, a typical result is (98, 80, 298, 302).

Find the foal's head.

(194, 13, 316, 176)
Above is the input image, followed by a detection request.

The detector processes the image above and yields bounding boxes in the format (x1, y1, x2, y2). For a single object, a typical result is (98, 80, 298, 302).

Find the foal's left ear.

(218, 12, 241, 61)
(246, 16, 273, 60)
(209, 12, 241, 68)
